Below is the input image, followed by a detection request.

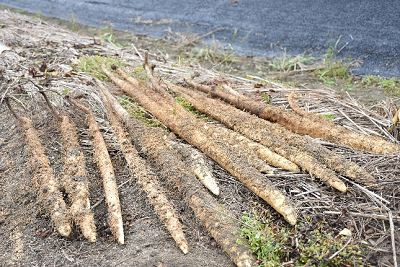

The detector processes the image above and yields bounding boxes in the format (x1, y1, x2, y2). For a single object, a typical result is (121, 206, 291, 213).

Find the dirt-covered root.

(184, 78, 400, 154)
(171, 86, 347, 192)
(117, 68, 139, 87)
(180, 121, 298, 224)
(167, 83, 299, 173)
(288, 90, 309, 117)
(200, 123, 298, 172)
(254, 122, 376, 185)
(39, 91, 97, 241)
(167, 140, 220, 195)
(116, 65, 175, 107)
(102, 68, 297, 225)
(70, 100, 124, 245)
(118, 68, 274, 174)
(175, 84, 375, 186)
(194, 121, 273, 174)
(97, 80, 258, 266)
(9, 112, 71, 236)
(97, 82, 189, 254)
(189, 195, 256, 267)
(197, 123, 273, 174)
(60, 115, 97, 242)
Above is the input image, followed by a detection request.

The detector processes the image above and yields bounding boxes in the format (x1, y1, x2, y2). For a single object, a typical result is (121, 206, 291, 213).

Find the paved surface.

(1, 0, 399, 77)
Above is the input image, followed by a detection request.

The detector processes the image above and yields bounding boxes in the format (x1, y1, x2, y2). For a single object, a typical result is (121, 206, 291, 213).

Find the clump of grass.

(174, 95, 214, 121)
(190, 46, 237, 67)
(188, 29, 247, 68)
(118, 95, 167, 129)
(269, 49, 314, 72)
(75, 56, 122, 81)
(315, 62, 349, 86)
(70, 12, 78, 32)
(238, 209, 372, 267)
(362, 76, 400, 97)
(131, 65, 147, 82)
(34, 10, 42, 19)
(316, 63, 348, 84)
(98, 26, 122, 47)
(315, 37, 351, 85)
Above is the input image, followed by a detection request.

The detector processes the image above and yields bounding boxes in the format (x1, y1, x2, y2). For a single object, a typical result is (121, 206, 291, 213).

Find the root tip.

(285, 213, 297, 226)
(180, 243, 189, 254)
(85, 232, 97, 243)
(336, 183, 347, 193)
(117, 236, 125, 245)
(291, 166, 300, 172)
(211, 187, 220, 196)
(57, 224, 72, 237)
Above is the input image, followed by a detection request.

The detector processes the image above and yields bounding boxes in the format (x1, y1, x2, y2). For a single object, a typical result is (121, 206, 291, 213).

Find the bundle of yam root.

(3, 53, 399, 267)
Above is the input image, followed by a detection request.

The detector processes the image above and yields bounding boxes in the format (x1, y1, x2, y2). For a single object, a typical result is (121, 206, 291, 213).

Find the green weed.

(362, 75, 381, 86)
(362, 76, 400, 97)
(70, 12, 78, 31)
(239, 209, 372, 267)
(174, 95, 213, 121)
(98, 26, 122, 47)
(34, 10, 42, 19)
(315, 60, 349, 86)
(321, 114, 335, 120)
(118, 95, 167, 129)
(262, 93, 271, 104)
(381, 78, 397, 89)
(75, 55, 122, 81)
(269, 49, 314, 72)
(131, 65, 147, 82)
(188, 28, 250, 68)
(315, 36, 351, 84)
(362, 75, 398, 89)
(191, 46, 236, 67)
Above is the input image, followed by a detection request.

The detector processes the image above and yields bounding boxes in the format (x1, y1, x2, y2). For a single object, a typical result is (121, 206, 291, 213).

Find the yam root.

(69, 99, 124, 245)
(167, 140, 220, 195)
(198, 123, 274, 174)
(176, 84, 376, 186)
(184, 78, 400, 154)
(121, 67, 284, 173)
(40, 92, 97, 242)
(102, 66, 297, 225)
(97, 81, 189, 254)
(167, 82, 298, 172)
(96, 79, 257, 266)
(59, 116, 97, 242)
(5, 98, 71, 237)
(171, 85, 350, 191)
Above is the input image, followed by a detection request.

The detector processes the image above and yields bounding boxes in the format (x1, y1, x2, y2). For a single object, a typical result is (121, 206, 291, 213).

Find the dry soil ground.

(1, 9, 400, 267)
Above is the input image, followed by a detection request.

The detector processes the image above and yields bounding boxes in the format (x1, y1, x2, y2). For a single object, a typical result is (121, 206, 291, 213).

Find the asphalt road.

(1, 0, 399, 77)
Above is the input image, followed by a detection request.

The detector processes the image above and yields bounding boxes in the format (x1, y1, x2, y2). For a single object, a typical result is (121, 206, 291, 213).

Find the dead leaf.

(338, 228, 352, 236)
(229, 0, 238, 5)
